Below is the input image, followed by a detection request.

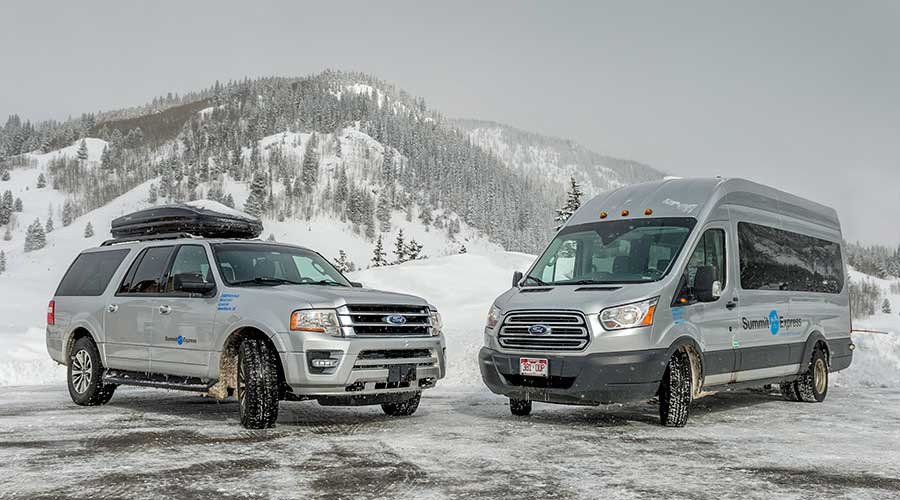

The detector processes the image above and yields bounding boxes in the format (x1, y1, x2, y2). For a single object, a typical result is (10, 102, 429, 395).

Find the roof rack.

(100, 232, 200, 246)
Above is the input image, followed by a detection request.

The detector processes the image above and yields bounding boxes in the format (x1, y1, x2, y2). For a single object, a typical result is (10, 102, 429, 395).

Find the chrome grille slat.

(341, 305, 433, 337)
(498, 311, 590, 351)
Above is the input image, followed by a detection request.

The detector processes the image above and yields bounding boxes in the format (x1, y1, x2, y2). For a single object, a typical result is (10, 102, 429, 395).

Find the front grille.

(358, 349, 432, 360)
(340, 305, 433, 337)
(498, 311, 590, 351)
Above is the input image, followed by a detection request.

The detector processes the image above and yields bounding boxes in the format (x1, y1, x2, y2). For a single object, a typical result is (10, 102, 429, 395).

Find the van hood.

(229, 285, 431, 310)
(493, 281, 670, 315)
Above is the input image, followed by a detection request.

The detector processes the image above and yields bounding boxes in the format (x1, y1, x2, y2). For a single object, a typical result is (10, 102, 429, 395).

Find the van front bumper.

(478, 346, 668, 405)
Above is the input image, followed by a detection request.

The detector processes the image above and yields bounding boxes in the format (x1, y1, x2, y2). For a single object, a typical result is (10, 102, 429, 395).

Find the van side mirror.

(512, 271, 523, 287)
(693, 265, 720, 302)
(350, 281, 363, 288)
(173, 272, 216, 295)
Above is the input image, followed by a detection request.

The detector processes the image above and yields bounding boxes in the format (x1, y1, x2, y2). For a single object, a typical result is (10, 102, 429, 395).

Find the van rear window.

(738, 222, 843, 293)
(55, 249, 130, 296)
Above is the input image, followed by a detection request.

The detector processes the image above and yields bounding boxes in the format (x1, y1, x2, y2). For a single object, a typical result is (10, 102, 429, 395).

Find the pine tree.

(555, 176, 584, 229)
(244, 172, 268, 217)
(223, 193, 235, 209)
(376, 194, 391, 232)
(76, 139, 89, 161)
(24, 219, 45, 252)
(334, 250, 356, 273)
(393, 229, 407, 264)
(14, 198, 22, 212)
(36, 173, 46, 188)
(334, 135, 342, 158)
(0, 169, 9, 181)
(883, 298, 892, 314)
(45, 214, 54, 233)
(0, 250, 5, 274)
(3, 227, 11, 241)
(381, 147, 394, 182)
(84, 221, 94, 238)
(62, 200, 75, 227)
(419, 204, 433, 228)
(301, 133, 319, 192)
(459, 244, 467, 254)
(100, 146, 113, 170)
(148, 183, 158, 203)
(370, 235, 388, 268)
(405, 239, 424, 260)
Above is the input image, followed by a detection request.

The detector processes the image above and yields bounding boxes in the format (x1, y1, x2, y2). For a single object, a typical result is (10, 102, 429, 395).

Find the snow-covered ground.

(0, 384, 899, 499)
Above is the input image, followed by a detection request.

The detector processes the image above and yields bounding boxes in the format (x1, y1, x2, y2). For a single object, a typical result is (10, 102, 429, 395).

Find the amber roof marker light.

(621, 209, 630, 217)
(644, 208, 653, 216)
(599, 211, 608, 219)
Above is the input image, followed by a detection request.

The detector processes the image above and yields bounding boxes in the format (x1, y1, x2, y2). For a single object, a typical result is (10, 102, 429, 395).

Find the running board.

(104, 369, 215, 392)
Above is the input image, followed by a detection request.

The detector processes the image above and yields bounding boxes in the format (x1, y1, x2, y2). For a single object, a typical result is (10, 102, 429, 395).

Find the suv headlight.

(429, 309, 443, 336)
(291, 309, 341, 337)
(485, 305, 501, 331)
(599, 297, 659, 331)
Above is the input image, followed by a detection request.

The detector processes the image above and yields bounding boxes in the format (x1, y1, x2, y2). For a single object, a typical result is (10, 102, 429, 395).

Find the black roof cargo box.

(110, 201, 263, 240)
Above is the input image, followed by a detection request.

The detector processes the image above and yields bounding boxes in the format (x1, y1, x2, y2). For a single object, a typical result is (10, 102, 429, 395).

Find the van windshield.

(526, 218, 697, 286)
(212, 243, 350, 287)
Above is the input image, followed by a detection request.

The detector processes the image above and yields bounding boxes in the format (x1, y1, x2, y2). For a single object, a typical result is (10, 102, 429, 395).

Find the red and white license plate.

(519, 357, 549, 378)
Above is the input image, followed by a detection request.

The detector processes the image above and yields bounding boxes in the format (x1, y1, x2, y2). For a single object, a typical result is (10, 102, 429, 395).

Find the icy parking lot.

(1, 385, 899, 499)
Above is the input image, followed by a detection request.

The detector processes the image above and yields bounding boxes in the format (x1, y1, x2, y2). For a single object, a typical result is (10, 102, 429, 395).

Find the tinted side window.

(118, 246, 174, 294)
(686, 229, 726, 287)
(165, 245, 214, 293)
(55, 249, 130, 296)
(738, 222, 843, 293)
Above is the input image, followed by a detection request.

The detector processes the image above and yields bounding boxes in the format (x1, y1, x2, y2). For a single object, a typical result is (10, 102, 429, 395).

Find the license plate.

(519, 357, 548, 378)
(388, 364, 417, 383)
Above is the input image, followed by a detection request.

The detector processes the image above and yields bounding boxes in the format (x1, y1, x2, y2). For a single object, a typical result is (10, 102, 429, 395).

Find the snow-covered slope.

(453, 118, 663, 195)
(833, 269, 900, 387)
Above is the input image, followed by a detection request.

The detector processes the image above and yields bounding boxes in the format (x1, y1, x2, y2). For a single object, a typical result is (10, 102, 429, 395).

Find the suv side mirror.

(173, 272, 216, 295)
(512, 271, 523, 287)
(350, 281, 363, 288)
(693, 265, 720, 302)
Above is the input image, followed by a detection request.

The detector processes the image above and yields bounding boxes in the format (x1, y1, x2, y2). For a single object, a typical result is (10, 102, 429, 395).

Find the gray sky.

(1, 1, 898, 245)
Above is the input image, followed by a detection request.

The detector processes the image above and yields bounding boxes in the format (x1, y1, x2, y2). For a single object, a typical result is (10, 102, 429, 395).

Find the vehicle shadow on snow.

(105, 389, 401, 434)
(455, 388, 785, 427)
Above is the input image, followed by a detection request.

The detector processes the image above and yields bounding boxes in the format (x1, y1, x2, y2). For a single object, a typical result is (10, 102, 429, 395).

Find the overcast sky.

(1, 1, 897, 245)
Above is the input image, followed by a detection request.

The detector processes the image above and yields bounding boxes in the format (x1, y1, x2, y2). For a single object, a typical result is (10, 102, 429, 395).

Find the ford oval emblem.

(528, 324, 551, 335)
(384, 315, 408, 325)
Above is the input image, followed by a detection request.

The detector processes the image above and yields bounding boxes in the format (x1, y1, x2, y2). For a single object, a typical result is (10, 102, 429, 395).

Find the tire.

(509, 398, 532, 416)
(67, 336, 116, 406)
(381, 392, 422, 416)
(796, 346, 828, 403)
(659, 351, 691, 427)
(780, 380, 800, 401)
(237, 339, 280, 429)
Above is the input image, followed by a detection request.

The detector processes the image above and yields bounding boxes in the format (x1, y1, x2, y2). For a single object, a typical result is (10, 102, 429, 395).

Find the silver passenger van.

(479, 178, 853, 426)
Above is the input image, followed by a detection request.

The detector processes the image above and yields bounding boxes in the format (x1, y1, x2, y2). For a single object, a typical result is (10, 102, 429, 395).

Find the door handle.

(107, 304, 119, 313)
(725, 301, 737, 310)
(158, 305, 172, 315)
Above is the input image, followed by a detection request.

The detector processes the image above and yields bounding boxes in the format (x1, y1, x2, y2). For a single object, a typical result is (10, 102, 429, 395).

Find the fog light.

(311, 358, 339, 369)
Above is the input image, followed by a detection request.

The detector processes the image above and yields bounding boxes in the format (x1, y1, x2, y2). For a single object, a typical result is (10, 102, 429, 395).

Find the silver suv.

(46, 235, 446, 428)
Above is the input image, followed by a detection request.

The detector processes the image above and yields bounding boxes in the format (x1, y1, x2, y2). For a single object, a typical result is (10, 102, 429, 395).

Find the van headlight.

(429, 309, 443, 336)
(485, 305, 501, 331)
(290, 309, 341, 337)
(599, 297, 659, 331)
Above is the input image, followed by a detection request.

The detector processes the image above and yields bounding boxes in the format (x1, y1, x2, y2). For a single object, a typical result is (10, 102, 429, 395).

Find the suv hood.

(231, 285, 431, 310)
(494, 281, 671, 315)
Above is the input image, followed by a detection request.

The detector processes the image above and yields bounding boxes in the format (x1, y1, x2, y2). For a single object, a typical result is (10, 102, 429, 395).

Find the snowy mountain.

(453, 118, 663, 195)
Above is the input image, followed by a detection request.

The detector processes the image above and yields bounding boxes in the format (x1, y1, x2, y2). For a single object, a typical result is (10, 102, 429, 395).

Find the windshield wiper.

(309, 279, 348, 287)
(229, 277, 306, 287)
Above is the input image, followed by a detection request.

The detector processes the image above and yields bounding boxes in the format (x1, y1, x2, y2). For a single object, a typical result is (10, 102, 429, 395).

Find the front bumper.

(478, 346, 668, 405)
(276, 333, 446, 398)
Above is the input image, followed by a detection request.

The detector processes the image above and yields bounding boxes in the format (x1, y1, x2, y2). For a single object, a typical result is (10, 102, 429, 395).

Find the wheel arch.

(665, 335, 704, 399)
(65, 327, 97, 366)
(801, 330, 830, 368)
(209, 326, 286, 399)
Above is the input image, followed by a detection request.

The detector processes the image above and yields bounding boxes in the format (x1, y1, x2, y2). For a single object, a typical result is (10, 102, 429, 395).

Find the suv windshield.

(212, 243, 350, 287)
(527, 217, 697, 285)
